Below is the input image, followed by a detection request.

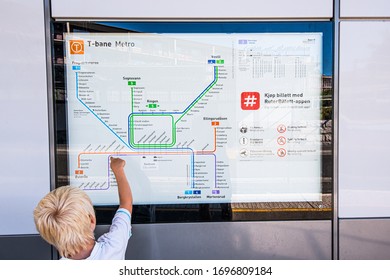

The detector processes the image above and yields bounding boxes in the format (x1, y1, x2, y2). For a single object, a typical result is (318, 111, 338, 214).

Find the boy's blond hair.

(33, 186, 95, 258)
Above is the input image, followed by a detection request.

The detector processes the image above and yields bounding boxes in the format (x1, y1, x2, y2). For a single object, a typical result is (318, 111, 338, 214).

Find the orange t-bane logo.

(70, 40, 84, 54)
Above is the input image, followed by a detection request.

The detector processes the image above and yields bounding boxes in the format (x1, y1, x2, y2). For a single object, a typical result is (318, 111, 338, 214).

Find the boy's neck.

(69, 240, 95, 260)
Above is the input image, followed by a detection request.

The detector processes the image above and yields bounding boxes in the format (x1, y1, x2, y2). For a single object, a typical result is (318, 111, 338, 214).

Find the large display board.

(64, 32, 323, 205)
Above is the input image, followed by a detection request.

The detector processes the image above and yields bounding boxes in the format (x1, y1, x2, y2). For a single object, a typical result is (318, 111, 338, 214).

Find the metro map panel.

(65, 33, 323, 205)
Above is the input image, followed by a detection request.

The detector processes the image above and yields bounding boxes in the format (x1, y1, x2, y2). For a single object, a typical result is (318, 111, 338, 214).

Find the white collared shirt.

(62, 208, 132, 260)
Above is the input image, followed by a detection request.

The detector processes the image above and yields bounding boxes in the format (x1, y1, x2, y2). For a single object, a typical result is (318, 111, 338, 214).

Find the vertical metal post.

(332, 0, 340, 260)
(43, 0, 59, 260)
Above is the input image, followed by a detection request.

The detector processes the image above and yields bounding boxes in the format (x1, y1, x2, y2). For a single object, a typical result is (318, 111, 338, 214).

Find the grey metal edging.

(53, 17, 332, 22)
(332, 0, 340, 260)
(43, 0, 59, 260)
(43, 0, 55, 193)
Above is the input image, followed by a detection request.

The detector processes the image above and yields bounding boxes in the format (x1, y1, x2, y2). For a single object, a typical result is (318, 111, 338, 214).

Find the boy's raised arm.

(110, 157, 133, 214)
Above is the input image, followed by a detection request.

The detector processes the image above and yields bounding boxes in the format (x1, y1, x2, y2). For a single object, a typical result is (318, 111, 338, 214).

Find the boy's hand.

(110, 157, 133, 214)
(110, 157, 126, 173)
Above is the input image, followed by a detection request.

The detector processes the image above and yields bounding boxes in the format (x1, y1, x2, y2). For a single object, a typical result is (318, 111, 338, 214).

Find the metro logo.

(70, 40, 84, 54)
(241, 92, 260, 110)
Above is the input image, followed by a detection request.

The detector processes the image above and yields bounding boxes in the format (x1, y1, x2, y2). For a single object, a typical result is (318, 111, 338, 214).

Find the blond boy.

(34, 157, 133, 260)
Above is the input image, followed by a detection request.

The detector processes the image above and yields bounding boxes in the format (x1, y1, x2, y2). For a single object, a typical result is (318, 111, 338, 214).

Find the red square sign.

(241, 92, 260, 110)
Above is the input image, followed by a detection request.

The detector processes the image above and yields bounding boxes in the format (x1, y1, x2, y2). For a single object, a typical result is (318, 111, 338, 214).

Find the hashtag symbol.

(241, 92, 260, 110)
(244, 95, 257, 107)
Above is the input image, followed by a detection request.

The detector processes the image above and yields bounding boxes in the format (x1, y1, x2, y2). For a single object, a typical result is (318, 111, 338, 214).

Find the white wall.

(339, 21, 390, 218)
(51, 0, 333, 19)
(341, 0, 390, 18)
(339, 0, 390, 219)
(0, 0, 50, 234)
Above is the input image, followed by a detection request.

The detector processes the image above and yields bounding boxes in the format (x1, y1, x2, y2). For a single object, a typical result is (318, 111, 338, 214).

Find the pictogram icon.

(277, 148, 287, 157)
(241, 92, 260, 110)
(277, 136, 286, 145)
(277, 124, 287, 133)
(70, 40, 84, 54)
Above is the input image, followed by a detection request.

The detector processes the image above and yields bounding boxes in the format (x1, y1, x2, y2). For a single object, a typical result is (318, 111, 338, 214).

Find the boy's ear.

(89, 214, 96, 230)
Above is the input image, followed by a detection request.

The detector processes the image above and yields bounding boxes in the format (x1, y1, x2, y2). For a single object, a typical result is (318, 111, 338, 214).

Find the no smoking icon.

(277, 148, 287, 157)
(277, 136, 286, 145)
(277, 124, 286, 133)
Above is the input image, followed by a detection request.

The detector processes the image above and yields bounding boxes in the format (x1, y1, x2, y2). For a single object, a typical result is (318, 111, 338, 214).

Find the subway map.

(65, 33, 323, 205)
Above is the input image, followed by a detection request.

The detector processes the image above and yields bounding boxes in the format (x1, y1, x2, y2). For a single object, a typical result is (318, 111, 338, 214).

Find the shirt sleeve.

(96, 208, 132, 259)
